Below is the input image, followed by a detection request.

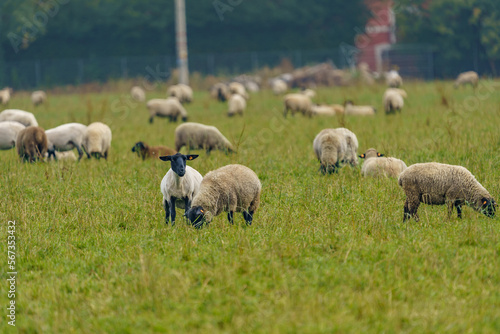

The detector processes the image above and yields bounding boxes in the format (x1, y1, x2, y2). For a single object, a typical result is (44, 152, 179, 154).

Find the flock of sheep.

(0, 68, 495, 226)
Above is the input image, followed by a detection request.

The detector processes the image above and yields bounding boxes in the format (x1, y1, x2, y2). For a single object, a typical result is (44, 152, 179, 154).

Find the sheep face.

(159, 153, 198, 177)
(185, 206, 206, 228)
(131, 141, 145, 153)
(479, 198, 497, 218)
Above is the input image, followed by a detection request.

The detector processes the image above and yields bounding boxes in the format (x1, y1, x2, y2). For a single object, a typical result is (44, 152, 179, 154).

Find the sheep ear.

(159, 156, 172, 161)
(377, 153, 384, 157)
(359, 154, 365, 159)
(186, 155, 199, 161)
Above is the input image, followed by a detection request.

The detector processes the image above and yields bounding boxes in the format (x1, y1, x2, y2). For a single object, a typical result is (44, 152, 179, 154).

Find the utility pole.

(175, 0, 189, 85)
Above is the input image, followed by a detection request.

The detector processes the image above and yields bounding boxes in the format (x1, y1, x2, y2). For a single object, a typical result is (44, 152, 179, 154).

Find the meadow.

(1, 80, 499, 333)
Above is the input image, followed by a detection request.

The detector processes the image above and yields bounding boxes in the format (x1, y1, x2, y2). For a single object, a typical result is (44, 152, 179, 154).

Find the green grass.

(1, 80, 500, 333)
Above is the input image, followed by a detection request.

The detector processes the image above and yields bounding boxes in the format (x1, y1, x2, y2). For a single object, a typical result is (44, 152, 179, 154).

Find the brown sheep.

(131, 141, 176, 160)
(16, 126, 48, 162)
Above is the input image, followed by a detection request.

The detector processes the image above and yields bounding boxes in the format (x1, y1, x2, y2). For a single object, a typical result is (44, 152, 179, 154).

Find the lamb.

(174, 122, 235, 154)
(228, 82, 249, 100)
(271, 79, 288, 95)
(359, 148, 407, 178)
(16, 126, 48, 162)
(185, 164, 261, 228)
(283, 93, 313, 118)
(31, 90, 47, 106)
(227, 94, 247, 117)
(167, 84, 193, 103)
(344, 101, 376, 116)
(131, 141, 176, 160)
(398, 162, 496, 222)
(146, 97, 188, 123)
(82, 122, 112, 160)
(334, 127, 359, 167)
(454, 71, 479, 88)
(313, 129, 347, 174)
(45, 123, 87, 161)
(0, 109, 38, 127)
(311, 104, 344, 117)
(159, 153, 203, 225)
(130, 86, 146, 102)
(386, 70, 403, 87)
(0, 121, 26, 150)
(210, 83, 230, 102)
(0, 87, 12, 105)
(383, 88, 407, 114)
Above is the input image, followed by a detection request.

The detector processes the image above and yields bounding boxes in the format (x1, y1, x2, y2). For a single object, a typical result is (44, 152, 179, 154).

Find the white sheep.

(210, 83, 230, 102)
(82, 122, 112, 160)
(383, 88, 407, 114)
(301, 88, 316, 99)
(175, 122, 234, 154)
(334, 127, 359, 167)
(313, 129, 347, 174)
(398, 162, 496, 221)
(159, 153, 203, 225)
(245, 81, 260, 93)
(146, 97, 188, 123)
(0, 121, 25, 150)
(130, 86, 146, 102)
(185, 164, 261, 228)
(359, 148, 407, 178)
(386, 70, 403, 87)
(283, 93, 313, 117)
(31, 91, 47, 106)
(227, 94, 247, 117)
(0, 109, 38, 127)
(454, 71, 479, 88)
(271, 79, 288, 95)
(45, 123, 87, 161)
(311, 104, 344, 117)
(228, 82, 249, 99)
(167, 84, 193, 103)
(0, 88, 12, 105)
(344, 101, 376, 116)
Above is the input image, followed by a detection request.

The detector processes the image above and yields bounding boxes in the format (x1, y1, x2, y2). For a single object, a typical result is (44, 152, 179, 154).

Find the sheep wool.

(454, 71, 479, 88)
(228, 82, 249, 99)
(344, 101, 376, 116)
(386, 70, 403, 87)
(31, 91, 47, 106)
(46, 123, 87, 160)
(360, 148, 407, 178)
(301, 89, 316, 99)
(383, 88, 406, 114)
(311, 104, 343, 117)
(130, 86, 146, 102)
(82, 122, 112, 159)
(313, 129, 347, 174)
(0, 121, 26, 150)
(398, 162, 496, 221)
(16, 126, 48, 162)
(167, 84, 193, 103)
(0, 88, 12, 105)
(175, 122, 234, 154)
(334, 127, 359, 167)
(0, 109, 38, 127)
(271, 79, 288, 95)
(227, 94, 247, 117)
(147, 97, 188, 123)
(283, 93, 313, 117)
(210, 83, 230, 102)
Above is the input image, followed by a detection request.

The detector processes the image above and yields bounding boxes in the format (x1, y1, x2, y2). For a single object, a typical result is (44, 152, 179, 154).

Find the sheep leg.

(169, 197, 177, 225)
(163, 199, 170, 224)
(149, 116, 154, 123)
(243, 211, 253, 225)
(283, 105, 288, 118)
(74, 144, 84, 161)
(227, 211, 234, 225)
(455, 201, 462, 219)
(183, 197, 191, 218)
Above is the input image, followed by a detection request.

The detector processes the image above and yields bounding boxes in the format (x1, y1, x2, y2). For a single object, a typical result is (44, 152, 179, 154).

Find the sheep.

(130, 86, 146, 102)
(283, 93, 313, 118)
(46, 151, 77, 161)
(454, 71, 479, 88)
(167, 84, 193, 103)
(398, 162, 497, 222)
(210, 83, 230, 102)
(386, 70, 403, 87)
(185, 164, 261, 228)
(0, 109, 38, 127)
(31, 90, 47, 106)
(82, 122, 112, 160)
(0, 121, 26, 150)
(131, 141, 176, 160)
(313, 129, 347, 174)
(0, 87, 12, 105)
(45, 123, 87, 161)
(344, 101, 376, 116)
(358, 62, 375, 85)
(159, 153, 203, 225)
(271, 79, 288, 95)
(300, 88, 316, 99)
(383, 88, 407, 114)
(334, 127, 359, 167)
(359, 148, 407, 178)
(228, 82, 249, 99)
(16, 126, 48, 162)
(227, 94, 247, 117)
(310, 104, 344, 117)
(146, 97, 188, 123)
(174, 122, 235, 154)
(245, 81, 259, 93)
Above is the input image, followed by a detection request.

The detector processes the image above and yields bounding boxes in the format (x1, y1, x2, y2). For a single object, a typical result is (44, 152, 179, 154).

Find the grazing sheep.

(0, 87, 12, 105)
(386, 70, 403, 87)
(185, 164, 261, 228)
(301, 88, 316, 99)
(131, 141, 176, 160)
(46, 123, 87, 161)
(271, 79, 288, 95)
(334, 127, 359, 167)
(227, 94, 247, 117)
(210, 83, 230, 102)
(0, 121, 25, 150)
(159, 153, 203, 225)
(383, 88, 407, 114)
(454, 71, 479, 88)
(167, 84, 193, 103)
(398, 162, 497, 221)
(175, 122, 235, 154)
(130, 86, 146, 102)
(283, 93, 313, 118)
(359, 148, 407, 178)
(0, 109, 38, 127)
(146, 97, 188, 123)
(344, 101, 376, 116)
(16, 126, 48, 162)
(313, 129, 347, 174)
(311, 104, 343, 116)
(82, 122, 112, 160)
(228, 82, 249, 100)
(31, 90, 47, 106)
(245, 81, 260, 93)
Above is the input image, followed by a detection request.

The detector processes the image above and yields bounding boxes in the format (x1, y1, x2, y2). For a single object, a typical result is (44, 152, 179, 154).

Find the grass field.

(1, 80, 499, 333)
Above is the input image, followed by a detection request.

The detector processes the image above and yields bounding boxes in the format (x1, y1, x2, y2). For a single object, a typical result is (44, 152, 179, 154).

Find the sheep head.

(479, 198, 497, 218)
(159, 153, 199, 177)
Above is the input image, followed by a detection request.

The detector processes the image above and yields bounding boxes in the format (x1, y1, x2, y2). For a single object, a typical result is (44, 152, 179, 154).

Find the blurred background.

(1, 0, 499, 89)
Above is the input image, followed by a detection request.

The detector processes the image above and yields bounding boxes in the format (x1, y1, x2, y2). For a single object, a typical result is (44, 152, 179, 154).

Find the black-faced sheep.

(174, 122, 235, 154)
(160, 153, 203, 225)
(359, 148, 407, 178)
(46, 123, 87, 161)
(185, 164, 261, 228)
(147, 98, 188, 123)
(16, 126, 48, 162)
(0, 109, 38, 127)
(82, 122, 112, 160)
(210, 83, 230, 102)
(398, 162, 496, 221)
(0, 121, 25, 150)
(131, 141, 176, 160)
(454, 71, 479, 88)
